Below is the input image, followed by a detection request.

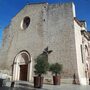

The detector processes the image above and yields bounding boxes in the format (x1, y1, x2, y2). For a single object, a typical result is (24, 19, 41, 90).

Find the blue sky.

(0, 0, 90, 46)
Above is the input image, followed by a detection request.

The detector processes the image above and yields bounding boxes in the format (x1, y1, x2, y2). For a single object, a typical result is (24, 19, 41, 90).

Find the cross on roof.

(43, 47, 53, 55)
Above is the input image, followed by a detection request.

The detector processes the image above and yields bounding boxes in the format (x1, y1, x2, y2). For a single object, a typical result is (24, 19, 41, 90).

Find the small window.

(80, 45, 84, 63)
(21, 16, 30, 30)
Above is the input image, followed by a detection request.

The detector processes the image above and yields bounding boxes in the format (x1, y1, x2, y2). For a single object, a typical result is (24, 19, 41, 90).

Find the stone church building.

(0, 2, 90, 85)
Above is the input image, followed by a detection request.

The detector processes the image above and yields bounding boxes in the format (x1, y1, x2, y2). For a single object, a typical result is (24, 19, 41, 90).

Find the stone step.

(15, 81, 33, 87)
(5, 81, 34, 89)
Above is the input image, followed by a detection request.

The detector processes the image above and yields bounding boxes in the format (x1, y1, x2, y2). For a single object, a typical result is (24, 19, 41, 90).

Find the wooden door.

(20, 64, 28, 81)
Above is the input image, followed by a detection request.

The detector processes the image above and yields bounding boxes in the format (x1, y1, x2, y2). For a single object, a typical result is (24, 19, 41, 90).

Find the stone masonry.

(0, 2, 89, 85)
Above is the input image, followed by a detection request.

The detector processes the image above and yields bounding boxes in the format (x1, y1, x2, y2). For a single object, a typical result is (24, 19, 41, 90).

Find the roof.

(74, 17, 84, 27)
(81, 30, 90, 41)
(27, 2, 48, 5)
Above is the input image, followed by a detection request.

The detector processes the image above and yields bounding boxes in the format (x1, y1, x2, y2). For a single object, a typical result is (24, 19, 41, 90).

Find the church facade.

(0, 2, 90, 85)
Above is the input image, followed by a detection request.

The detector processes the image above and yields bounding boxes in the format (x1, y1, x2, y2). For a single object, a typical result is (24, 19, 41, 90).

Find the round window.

(21, 16, 30, 30)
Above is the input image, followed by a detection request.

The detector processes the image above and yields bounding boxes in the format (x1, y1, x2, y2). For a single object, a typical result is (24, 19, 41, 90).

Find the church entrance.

(12, 50, 32, 81)
(20, 64, 28, 81)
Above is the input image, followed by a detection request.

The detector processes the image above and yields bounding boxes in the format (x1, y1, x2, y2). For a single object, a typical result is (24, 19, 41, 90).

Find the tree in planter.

(34, 47, 52, 88)
(49, 63, 63, 85)
(34, 54, 49, 77)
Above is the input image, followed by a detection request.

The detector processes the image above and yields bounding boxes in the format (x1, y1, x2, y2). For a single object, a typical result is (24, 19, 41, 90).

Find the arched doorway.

(12, 50, 32, 81)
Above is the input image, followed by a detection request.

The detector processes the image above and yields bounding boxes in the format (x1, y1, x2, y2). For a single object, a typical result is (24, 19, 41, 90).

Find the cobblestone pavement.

(1, 84, 90, 90)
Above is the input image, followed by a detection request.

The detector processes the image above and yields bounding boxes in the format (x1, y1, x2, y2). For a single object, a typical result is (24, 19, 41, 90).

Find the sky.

(0, 0, 90, 46)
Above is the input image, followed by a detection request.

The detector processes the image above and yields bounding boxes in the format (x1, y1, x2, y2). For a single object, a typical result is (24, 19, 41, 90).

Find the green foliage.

(34, 54, 49, 76)
(49, 63, 62, 76)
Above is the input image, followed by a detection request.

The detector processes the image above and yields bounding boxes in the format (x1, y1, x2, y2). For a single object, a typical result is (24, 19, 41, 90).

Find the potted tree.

(34, 54, 49, 88)
(49, 63, 62, 85)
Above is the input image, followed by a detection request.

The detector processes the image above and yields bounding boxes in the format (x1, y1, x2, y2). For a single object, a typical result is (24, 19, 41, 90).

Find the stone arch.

(12, 50, 32, 81)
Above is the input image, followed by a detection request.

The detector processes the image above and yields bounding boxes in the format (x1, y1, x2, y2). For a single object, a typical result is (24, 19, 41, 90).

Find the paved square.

(1, 84, 90, 90)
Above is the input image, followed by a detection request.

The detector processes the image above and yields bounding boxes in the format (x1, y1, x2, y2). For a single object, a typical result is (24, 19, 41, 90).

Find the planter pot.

(34, 76, 44, 88)
(53, 76, 60, 85)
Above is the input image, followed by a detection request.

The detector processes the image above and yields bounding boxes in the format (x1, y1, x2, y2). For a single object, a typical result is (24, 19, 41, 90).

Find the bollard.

(73, 73, 76, 84)
(0, 78, 4, 87)
(89, 78, 90, 85)
(11, 81, 15, 88)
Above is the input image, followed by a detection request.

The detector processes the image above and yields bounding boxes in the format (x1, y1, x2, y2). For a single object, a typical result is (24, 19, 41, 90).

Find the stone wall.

(46, 3, 77, 78)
